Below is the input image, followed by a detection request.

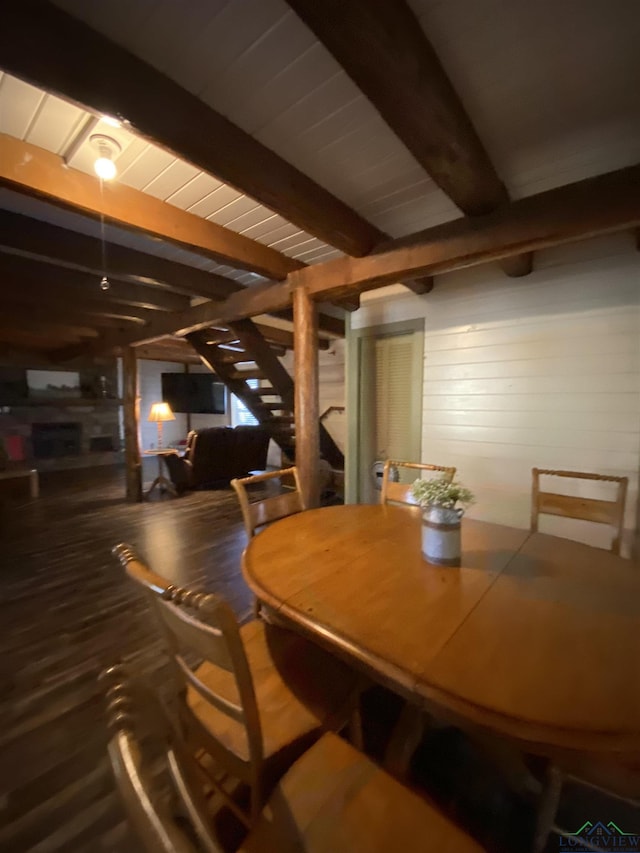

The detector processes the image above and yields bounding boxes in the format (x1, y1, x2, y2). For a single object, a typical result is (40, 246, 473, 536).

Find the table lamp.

(147, 401, 175, 448)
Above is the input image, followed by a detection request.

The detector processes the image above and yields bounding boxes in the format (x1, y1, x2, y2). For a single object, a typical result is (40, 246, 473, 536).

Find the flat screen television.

(161, 373, 226, 414)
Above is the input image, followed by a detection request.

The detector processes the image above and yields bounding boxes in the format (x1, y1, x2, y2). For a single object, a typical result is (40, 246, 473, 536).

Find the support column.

(293, 286, 320, 509)
(122, 346, 142, 502)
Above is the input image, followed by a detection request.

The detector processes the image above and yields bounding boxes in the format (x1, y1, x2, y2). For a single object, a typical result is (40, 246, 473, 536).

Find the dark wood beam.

(2, 0, 382, 258)
(0, 298, 149, 329)
(277, 307, 345, 338)
(403, 277, 434, 295)
(252, 323, 329, 351)
(53, 285, 290, 360)
(0, 134, 299, 280)
(335, 295, 361, 312)
(0, 210, 244, 301)
(286, 0, 506, 215)
(290, 164, 640, 300)
(53, 164, 640, 359)
(0, 318, 97, 340)
(286, 0, 532, 277)
(134, 339, 202, 365)
(0, 329, 64, 351)
(499, 253, 534, 277)
(0, 253, 189, 312)
(0, 210, 343, 333)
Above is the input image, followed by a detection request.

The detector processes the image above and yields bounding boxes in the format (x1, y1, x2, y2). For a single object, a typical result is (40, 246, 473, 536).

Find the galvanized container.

(421, 505, 463, 567)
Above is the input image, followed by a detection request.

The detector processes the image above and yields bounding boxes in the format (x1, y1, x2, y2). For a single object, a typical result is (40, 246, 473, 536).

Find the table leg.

(145, 456, 178, 499)
(384, 702, 426, 778)
(29, 469, 39, 498)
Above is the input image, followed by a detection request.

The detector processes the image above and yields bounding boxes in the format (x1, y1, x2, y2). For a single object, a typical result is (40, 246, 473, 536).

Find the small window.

(231, 379, 259, 426)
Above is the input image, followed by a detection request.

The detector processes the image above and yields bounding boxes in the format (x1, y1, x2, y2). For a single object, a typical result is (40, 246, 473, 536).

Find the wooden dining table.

(242, 504, 640, 757)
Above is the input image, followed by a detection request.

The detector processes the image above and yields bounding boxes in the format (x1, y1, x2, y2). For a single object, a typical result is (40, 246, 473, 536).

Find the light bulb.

(94, 156, 117, 181)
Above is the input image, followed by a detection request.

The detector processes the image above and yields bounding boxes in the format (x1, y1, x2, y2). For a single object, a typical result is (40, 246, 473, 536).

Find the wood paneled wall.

(351, 234, 640, 557)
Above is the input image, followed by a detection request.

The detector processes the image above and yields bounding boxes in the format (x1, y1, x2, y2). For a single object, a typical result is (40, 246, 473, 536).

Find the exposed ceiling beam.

(134, 339, 203, 364)
(286, 0, 505, 215)
(0, 253, 189, 312)
(275, 307, 344, 338)
(0, 298, 150, 329)
(402, 277, 434, 295)
(0, 209, 344, 332)
(251, 323, 329, 351)
(0, 134, 299, 280)
(1, 0, 382, 258)
(0, 328, 81, 349)
(498, 253, 534, 277)
(52, 164, 640, 359)
(0, 210, 245, 301)
(286, 0, 532, 279)
(0, 4, 451, 297)
(54, 285, 292, 360)
(0, 320, 97, 342)
(291, 163, 640, 299)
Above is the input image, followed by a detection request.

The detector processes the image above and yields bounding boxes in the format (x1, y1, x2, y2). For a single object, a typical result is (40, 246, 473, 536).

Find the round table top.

(243, 504, 640, 753)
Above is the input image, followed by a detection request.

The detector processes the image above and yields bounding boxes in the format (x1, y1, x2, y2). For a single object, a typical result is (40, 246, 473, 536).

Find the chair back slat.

(103, 666, 221, 853)
(175, 655, 244, 722)
(537, 493, 620, 526)
(109, 731, 198, 853)
(155, 596, 234, 673)
(250, 490, 304, 530)
(112, 545, 264, 776)
(531, 468, 628, 555)
(232, 466, 305, 538)
(381, 460, 456, 506)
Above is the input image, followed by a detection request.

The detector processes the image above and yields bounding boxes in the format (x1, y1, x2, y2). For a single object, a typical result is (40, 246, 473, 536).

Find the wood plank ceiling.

(0, 0, 638, 359)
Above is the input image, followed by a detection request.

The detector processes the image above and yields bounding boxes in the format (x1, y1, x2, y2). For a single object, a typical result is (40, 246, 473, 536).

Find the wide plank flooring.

(2, 465, 636, 853)
(0, 463, 252, 852)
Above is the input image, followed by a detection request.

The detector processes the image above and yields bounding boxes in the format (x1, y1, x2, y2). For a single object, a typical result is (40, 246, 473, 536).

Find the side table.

(0, 467, 39, 498)
(143, 449, 178, 499)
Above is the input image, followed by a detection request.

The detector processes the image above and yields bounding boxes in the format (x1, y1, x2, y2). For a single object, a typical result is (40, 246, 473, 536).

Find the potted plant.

(410, 477, 474, 567)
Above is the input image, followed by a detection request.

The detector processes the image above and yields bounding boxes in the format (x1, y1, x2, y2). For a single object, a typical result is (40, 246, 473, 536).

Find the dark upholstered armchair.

(163, 426, 269, 493)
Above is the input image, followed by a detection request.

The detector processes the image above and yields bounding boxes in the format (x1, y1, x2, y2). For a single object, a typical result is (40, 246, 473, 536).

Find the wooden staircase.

(186, 322, 344, 469)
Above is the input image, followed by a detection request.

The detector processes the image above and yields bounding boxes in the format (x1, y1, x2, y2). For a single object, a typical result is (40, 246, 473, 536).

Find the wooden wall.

(350, 234, 640, 557)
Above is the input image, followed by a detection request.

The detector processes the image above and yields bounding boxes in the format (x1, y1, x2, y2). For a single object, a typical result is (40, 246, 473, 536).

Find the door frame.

(346, 318, 425, 504)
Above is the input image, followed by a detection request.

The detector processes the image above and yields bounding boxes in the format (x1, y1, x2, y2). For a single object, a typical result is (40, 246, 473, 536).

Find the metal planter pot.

(421, 505, 463, 567)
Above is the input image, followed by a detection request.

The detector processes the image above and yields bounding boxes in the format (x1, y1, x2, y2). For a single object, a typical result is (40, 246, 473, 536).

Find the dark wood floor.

(1, 465, 636, 852)
(0, 462, 252, 852)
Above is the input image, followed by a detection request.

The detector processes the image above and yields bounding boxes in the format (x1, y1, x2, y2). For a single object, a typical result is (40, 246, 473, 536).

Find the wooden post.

(184, 362, 192, 434)
(293, 286, 320, 509)
(122, 346, 142, 502)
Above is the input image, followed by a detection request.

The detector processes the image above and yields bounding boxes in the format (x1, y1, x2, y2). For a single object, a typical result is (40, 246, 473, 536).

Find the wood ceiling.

(0, 0, 638, 361)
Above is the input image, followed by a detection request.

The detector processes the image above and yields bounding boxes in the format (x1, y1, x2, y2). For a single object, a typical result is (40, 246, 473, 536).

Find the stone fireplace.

(31, 422, 82, 459)
(0, 360, 122, 472)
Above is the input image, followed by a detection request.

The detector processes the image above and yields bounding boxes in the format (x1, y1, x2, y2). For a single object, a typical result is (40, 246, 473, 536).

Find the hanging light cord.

(99, 178, 110, 291)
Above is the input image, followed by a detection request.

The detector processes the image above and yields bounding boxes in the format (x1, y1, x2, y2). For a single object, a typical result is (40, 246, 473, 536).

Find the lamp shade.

(147, 402, 175, 423)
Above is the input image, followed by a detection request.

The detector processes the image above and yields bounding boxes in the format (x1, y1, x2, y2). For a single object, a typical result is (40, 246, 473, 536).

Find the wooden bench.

(0, 468, 39, 498)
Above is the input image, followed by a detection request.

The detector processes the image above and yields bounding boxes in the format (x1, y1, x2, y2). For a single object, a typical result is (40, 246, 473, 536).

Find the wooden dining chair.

(102, 664, 220, 853)
(231, 466, 305, 540)
(112, 543, 359, 827)
(103, 665, 486, 853)
(530, 468, 628, 555)
(231, 466, 306, 618)
(380, 460, 456, 506)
